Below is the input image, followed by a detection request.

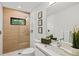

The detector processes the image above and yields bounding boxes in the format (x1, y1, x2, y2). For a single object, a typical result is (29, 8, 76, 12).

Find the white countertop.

(35, 43, 60, 56)
(35, 39, 79, 56)
(35, 43, 73, 56)
(60, 42, 79, 56)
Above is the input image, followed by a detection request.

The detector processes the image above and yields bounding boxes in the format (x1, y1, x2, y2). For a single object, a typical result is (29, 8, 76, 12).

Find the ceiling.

(2, 2, 46, 13)
(47, 2, 79, 17)
(2, 2, 79, 16)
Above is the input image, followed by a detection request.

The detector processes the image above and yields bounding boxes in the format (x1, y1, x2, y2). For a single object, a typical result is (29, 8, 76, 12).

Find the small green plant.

(49, 34, 53, 39)
(46, 34, 57, 40)
(46, 34, 53, 39)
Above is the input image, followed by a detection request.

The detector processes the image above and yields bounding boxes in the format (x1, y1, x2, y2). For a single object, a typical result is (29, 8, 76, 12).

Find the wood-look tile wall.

(3, 7, 30, 53)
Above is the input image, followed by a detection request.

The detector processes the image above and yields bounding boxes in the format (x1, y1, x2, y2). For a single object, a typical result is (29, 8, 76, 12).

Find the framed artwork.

(38, 11, 42, 19)
(38, 27, 43, 34)
(38, 19, 42, 26)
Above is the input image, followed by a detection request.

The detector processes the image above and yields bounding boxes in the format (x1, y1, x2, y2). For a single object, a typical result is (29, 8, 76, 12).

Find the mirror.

(46, 2, 79, 43)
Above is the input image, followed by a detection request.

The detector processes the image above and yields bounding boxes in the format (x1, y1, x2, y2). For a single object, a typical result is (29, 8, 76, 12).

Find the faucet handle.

(57, 41, 61, 47)
(59, 38, 64, 42)
(56, 38, 63, 47)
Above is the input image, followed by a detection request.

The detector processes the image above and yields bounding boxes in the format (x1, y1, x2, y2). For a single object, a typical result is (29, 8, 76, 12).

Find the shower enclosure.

(3, 7, 30, 53)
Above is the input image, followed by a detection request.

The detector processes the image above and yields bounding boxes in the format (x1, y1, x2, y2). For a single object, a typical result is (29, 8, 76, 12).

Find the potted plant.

(48, 34, 57, 40)
(41, 38, 51, 44)
(72, 27, 79, 49)
(49, 34, 53, 39)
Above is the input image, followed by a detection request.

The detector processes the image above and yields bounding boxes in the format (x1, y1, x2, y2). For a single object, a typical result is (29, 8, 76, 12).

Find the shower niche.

(10, 17, 26, 25)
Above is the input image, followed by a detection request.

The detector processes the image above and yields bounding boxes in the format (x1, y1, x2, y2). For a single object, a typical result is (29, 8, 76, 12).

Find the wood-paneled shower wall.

(3, 7, 30, 53)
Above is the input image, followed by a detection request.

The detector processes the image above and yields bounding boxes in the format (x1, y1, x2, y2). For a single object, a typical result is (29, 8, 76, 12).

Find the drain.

(18, 53, 22, 54)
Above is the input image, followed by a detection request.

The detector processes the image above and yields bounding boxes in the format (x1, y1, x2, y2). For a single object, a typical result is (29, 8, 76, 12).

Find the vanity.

(34, 2, 79, 56)
(35, 40, 79, 56)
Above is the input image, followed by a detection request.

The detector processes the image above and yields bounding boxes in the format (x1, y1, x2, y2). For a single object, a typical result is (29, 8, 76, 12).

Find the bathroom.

(0, 1, 79, 57)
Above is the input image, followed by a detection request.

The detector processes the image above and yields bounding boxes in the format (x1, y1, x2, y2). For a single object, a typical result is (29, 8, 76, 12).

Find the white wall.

(0, 3, 3, 55)
(30, 3, 49, 47)
(47, 4, 79, 43)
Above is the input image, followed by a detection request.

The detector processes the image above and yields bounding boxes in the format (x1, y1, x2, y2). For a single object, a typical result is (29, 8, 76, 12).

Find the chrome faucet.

(56, 38, 64, 47)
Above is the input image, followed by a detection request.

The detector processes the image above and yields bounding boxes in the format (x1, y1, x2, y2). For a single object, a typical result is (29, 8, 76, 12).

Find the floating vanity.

(35, 40, 79, 56)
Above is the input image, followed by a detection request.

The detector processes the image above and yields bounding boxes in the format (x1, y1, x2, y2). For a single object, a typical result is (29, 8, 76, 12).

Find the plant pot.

(41, 38, 51, 44)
